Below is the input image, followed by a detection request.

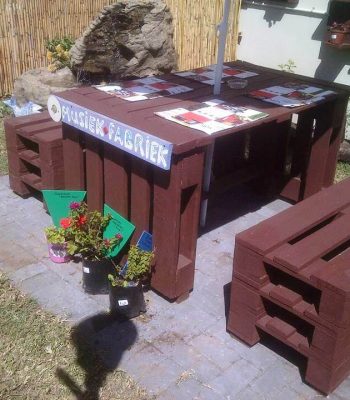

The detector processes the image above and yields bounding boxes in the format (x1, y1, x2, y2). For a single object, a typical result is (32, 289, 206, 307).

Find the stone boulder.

(13, 67, 78, 107)
(70, 0, 176, 80)
(339, 140, 350, 163)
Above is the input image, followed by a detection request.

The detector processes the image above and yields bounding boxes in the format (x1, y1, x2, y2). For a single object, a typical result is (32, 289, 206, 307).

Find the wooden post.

(62, 124, 85, 190)
(85, 135, 104, 212)
(103, 144, 130, 218)
(302, 103, 334, 199)
(130, 158, 152, 242)
(323, 98, 348, 187)
(152, 148, 205, 300)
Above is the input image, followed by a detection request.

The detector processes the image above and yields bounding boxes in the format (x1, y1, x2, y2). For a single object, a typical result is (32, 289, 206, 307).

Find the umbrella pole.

(200, 142, 215, 227)
(214, 0, 232, 95)
(201, 1, 232, 227)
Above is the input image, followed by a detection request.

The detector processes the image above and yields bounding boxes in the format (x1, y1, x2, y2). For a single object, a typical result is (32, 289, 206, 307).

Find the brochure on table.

(249, 82, 336, 108)
(175, 65, 259, 85)
(94, 77, 193, 102)
(155, 99, 269, 135)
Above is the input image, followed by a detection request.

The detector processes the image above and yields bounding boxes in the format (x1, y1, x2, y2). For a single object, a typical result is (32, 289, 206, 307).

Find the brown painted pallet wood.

(228, 277, 350, 394)
(4, 113, 64, 196)
(62, 124, 85, 190)
(228, 179, 350, 394)
(103, 144, 129, 218)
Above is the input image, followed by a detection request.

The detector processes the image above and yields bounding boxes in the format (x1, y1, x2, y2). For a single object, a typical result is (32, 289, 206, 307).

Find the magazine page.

(175, 65, 258, 85)
(249, 82, 336, 108)
(155, 99, 269, 135)
(94, 77, 193, 101)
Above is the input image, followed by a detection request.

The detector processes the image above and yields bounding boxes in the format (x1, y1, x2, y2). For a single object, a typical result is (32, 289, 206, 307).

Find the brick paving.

(1, 173, 349, 399)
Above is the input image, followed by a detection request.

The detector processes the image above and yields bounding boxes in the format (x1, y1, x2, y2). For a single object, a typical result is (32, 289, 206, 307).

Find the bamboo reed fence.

(0, 0, 241, 97)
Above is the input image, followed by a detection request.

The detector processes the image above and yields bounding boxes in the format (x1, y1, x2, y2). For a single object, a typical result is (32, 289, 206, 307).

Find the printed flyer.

(175, 65, 258, 85)
(155, 99, 269, 135)
(94, 77, 193, 101)
(249, 82, 336, 107)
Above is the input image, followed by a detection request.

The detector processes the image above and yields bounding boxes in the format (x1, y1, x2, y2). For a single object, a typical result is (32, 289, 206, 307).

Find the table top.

(58, 61, 349, 155)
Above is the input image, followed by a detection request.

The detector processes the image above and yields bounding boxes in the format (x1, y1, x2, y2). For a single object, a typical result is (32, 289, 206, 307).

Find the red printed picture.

(150, 82, 178, 90)
(218, 114, 245, 126)
(175, 112, 211, 125)
(249, 90, 276, 99)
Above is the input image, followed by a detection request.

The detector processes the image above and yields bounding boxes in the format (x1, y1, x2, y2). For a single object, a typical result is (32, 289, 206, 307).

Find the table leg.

(152, 148, 205, 300)
(323, 98, 348, 187)
(302, 102, 334, 199)
(281, 110, 314, 202)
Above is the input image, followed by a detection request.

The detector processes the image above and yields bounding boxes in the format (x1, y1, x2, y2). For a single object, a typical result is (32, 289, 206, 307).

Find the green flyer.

(103, 204, 135, 257)
(42, 190, 86, 227)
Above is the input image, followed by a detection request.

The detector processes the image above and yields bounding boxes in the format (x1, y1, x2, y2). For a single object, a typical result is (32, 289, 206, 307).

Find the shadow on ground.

(200, 183, 276, 235)
(56, 312, 138, 400)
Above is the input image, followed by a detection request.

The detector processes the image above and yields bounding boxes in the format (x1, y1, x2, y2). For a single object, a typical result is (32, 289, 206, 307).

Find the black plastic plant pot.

(109, 283, 146, 320)
(82, 258, 113, 294)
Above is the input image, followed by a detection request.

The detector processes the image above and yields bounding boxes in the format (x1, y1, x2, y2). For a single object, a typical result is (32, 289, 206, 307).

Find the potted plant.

(329, 21, 350, 45)
(108, 245, 154, 320)
(64, 202, 123, 294)
(45, 225, 70, 263)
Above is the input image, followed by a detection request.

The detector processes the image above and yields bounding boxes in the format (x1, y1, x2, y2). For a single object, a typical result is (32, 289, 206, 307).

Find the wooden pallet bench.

(4, 112, 64, 197)
(227, 177, 350, 394)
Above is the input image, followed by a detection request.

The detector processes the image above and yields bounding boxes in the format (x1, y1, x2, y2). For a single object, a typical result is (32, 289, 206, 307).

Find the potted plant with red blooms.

(63, 201, 123, 294)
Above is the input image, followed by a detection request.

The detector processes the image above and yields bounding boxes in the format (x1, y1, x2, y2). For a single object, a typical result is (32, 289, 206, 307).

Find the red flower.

(116, 233, 123, 240)
(77, 215, 87, 226)
(104, 239, 110, 247)
(60, 217, 72, 229)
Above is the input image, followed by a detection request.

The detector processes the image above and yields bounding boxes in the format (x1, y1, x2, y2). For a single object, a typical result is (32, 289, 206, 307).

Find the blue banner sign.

(47, 94, 173, 170)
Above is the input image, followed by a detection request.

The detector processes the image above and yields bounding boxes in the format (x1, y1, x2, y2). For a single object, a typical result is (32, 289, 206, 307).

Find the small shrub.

(278, 59, 296, 73)
(0, 101, 14, 118)
(45, 37, 74, 72)
(108, 245, 154, 287)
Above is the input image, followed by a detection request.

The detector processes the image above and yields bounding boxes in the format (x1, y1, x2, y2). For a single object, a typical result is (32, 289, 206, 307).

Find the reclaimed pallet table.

(51, 61, 349, 301)
(227, 177, 350, 394)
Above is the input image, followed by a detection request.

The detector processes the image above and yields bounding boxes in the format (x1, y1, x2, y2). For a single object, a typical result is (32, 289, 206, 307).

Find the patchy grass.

(0, 101, 13, 175)
(335, 161, 350, 183)
(0, 273, 150, 400)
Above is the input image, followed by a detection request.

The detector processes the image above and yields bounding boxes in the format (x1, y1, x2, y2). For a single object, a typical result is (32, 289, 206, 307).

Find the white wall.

(237, 0, 350, 86)
(237, 0, 349, 138)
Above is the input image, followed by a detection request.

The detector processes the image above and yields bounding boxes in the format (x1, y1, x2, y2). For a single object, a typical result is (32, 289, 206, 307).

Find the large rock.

(13, 67, 78, 107)
(70, 0, 176, 79)
(339, 140, 350, 163)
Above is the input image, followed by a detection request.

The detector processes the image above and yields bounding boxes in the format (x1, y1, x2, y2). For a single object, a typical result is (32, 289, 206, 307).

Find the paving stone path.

(1, 174, 349, 400)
